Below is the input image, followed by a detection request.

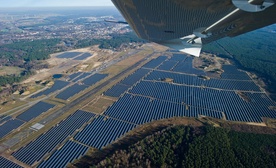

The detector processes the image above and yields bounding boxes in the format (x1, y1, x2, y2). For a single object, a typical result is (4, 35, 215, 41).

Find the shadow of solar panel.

(56, 84, 88, 100)
(74, 116, 136, 149)
(16, 102, 55, 122)
(38, 140, 88, 168)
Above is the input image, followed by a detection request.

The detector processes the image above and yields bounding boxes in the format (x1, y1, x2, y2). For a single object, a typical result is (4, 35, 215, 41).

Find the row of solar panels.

(32, 73, 108, 99)
(129, 81, 275, 123)
(0, 102, 55, 139)
(104, 93, 223, 125)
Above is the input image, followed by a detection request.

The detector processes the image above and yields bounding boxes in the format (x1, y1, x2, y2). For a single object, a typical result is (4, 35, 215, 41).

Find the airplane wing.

(111, 0, 276, 56)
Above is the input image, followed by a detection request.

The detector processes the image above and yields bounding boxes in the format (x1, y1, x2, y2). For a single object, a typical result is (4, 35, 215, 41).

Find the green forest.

(0, 32, 144, 86)
(203, 26, 276, 92)
(0, 39, 62, 86)
(0, 39, 62, 64)
(91, 125, 276, 168)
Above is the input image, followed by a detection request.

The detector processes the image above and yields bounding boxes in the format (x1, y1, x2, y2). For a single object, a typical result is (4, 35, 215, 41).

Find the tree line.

(92, 125, 276, 168)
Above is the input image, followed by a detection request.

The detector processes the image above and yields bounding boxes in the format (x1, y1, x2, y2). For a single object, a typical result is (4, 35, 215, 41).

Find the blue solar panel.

(0, 156, 23, 168)
(56, 84, 88, 100)
(104, 94, 223, 125)
(67, 72, 82, 81)
(104, 83, 130, 97)
(142, 56, 167, 69)
(38, 140, 88, 168)
(0, 119, 24, 139)
(73, 53, 93, 60)
(169, 54, 187, 61)
(120, 68, 150, 86)
(82, 73, 108, 86)
(145, 70, 260, 91)
(220, 65, 252, 80)
(171, 57, 205, 75)
(12, 110, 95, 165)
(0, 116, 12, 125)
(158, 60, 178, 71)
(128, 81, 275, 123)
(56, 52, 82, 59)
(74, 116, 136, 149)
(71, 73, 92, 82)
(31, 80, 70, 98)
(16, 102, 55, 122)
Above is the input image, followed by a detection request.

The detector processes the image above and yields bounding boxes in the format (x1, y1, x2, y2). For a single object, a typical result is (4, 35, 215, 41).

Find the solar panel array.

(38, 140, 88, 168)
(56, 52, 82, 59)
(67, 72, 82, 81)
(7, 53, 276, 167)
(56, 84, 89, 100)
(157, 60, 178, 71)
(104, 68, 150, 97)
(142, 56, 167, 69)
(129, 81, 276, 122)
(71, 73, 91, 82)
(0, 156, 23, 168)
(31, 80, 70, 98)
(0, 116, 12, 124)
(104, 54, 276, 124)
(0, 119, 25, 139)
(82, 73, 108, 86)
(120, 68, 151, 86)
(145, 70, 260, 91)
(73, 53, 93, 60)
(221, 65, 252, 80)
(12, 110, 95, 165)
(169, 54, 187, 61)
(173, 57, 205, 75)
(104, 83, 130, 97)
(16, 102, 55, 122)
(74, 116, 136, 149)
(104, 94, 223, 124)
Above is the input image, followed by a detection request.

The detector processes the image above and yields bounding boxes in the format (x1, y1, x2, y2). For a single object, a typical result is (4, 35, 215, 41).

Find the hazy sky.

(0, 0, 114, 7)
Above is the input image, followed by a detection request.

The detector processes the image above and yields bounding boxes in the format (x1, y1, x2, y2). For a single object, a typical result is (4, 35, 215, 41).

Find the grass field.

(0, 66, 24, 76)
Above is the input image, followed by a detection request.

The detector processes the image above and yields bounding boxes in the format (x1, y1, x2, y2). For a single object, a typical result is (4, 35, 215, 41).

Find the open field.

(0, 100, 26, 116)
(82, 96, 116, 114)
(0, 66, 24, 76)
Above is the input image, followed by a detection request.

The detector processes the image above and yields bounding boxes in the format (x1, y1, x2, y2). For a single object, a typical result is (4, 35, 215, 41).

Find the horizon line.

(0, 6, 115, 8)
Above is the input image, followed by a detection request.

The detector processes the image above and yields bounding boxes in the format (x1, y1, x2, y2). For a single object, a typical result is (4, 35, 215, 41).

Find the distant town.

(0, 7, 130, 45)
